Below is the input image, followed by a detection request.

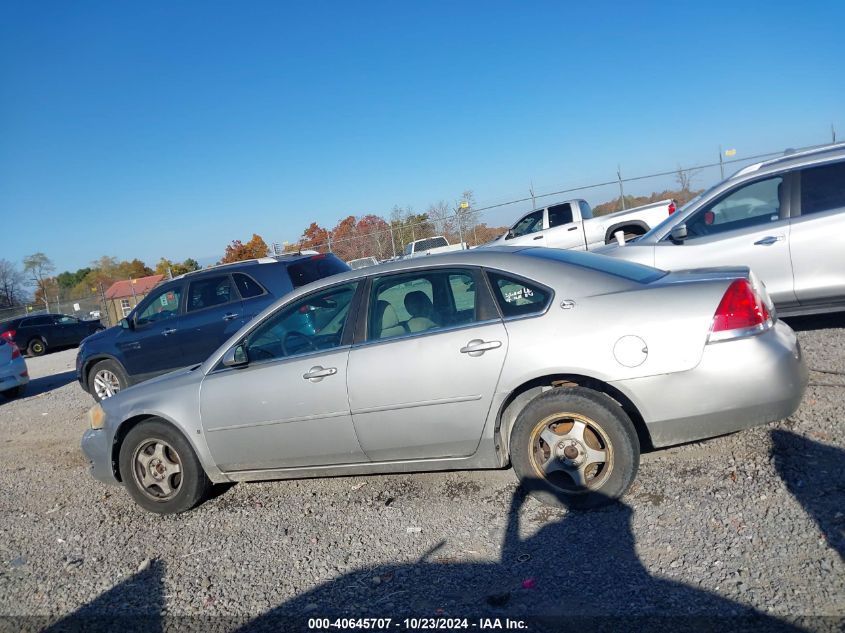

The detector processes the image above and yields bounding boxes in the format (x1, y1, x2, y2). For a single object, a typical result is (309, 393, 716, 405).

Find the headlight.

(87, 403, 105, 430)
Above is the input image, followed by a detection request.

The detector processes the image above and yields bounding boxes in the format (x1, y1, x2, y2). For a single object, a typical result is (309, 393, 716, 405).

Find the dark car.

(0, 313, 104, 357)
(76, 253, 350, 401)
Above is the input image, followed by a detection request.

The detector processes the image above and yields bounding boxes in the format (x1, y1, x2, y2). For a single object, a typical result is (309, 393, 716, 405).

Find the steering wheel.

(282, 331, 315, 356)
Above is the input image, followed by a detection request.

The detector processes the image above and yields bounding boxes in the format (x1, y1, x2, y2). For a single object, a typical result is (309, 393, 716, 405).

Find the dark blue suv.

(76, 253, 349, 401)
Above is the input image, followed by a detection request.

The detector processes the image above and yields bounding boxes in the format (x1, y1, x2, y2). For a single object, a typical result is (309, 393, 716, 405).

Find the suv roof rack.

(172, 252, 320, 280)
(733, 142, 845, 178)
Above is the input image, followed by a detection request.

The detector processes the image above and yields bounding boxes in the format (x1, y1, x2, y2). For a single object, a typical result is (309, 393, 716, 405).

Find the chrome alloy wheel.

(529, 412, 613, 493)
(132, 439, 183, 501)
(92, 369, 121, 399)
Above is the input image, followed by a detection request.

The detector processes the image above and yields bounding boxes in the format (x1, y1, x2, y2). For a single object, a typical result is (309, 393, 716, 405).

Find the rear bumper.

(611, 320, 807, 448)
(0, 357, 30, 392)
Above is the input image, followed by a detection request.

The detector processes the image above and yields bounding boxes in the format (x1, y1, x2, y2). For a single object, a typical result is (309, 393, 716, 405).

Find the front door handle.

(303, 366, 337, 381)
(754, 235, 784, 246)
(567, 226, 578, 231)
(161, 328, 177, 336)
(532, 235, 543, 240)
(222, 312, 239, 321)
(460, 339, 502, 356)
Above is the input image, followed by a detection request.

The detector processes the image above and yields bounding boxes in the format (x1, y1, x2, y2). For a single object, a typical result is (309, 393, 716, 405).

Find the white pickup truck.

(486, 198, 676, 251)
(402, 236, 467, 258)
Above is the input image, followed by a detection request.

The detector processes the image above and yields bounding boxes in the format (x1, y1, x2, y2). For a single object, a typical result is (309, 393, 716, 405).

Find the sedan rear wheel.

(118, 419, 210, 514)
(511, 387, 639, 509)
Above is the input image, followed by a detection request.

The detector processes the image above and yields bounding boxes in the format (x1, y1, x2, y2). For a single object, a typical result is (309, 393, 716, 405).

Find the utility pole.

(719, 145, 724, 179)
(617, 165, 626, 211)
(833, 123, 837, 144)
(389, 222, 396, 258)
(327, 234, 332, 253)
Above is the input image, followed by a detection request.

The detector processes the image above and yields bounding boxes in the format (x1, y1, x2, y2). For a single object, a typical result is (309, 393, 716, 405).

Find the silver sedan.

(81, 247, 807, 514)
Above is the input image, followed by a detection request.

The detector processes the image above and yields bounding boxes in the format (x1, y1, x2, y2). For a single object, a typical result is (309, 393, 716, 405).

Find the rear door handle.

(161, 328, 177, 336)
(222, 312, 239, 321)
(303, 366, 337, 381)
(460, 339, 502, 356)
(532, 235, 543, 240)
(754, 235, 784, 246)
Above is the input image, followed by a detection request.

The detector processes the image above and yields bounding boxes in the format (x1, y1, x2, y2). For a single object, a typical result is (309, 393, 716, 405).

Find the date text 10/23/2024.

(308, 618, 529, 630)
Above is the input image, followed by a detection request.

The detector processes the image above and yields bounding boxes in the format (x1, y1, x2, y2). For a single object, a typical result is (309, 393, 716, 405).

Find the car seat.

(404, 291, 438, 333)
(375, 300, 406, 339)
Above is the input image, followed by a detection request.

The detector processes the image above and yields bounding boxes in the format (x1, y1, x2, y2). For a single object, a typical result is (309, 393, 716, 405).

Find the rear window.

(286, 255, 350, 289)
(524, 248, 666, 284)
(409, 237, 448, 253)
(487, 272, 551, 318)
(233, 273, 266, 299)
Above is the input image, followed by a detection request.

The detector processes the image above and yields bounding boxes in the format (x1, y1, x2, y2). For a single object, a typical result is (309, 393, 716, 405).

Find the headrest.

(404, 291, 433, 318)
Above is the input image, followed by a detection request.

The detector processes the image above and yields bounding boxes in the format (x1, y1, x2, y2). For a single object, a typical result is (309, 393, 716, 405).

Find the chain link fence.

(277, 143, 829, 263)
(0, 294, 106, 325)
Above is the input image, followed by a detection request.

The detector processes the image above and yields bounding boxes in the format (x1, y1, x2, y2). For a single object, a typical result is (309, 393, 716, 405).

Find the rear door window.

(187, 275, 235, 312)
(548, 203, 574, 228)
(368, 269, 478, 340)
(287, 255, 350, 289)
(800, 161, 845, 216)
(486, 272, 550, 318)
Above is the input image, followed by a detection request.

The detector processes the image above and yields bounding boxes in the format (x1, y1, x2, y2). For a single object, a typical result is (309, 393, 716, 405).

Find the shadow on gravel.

(36, 559, 165, 632)
(771, 429, 845, 561)
(25, 482, 820, 632)
(13, 370, 78, 400)
(233, 479, 804, 633)
(782, 312, 845, 332)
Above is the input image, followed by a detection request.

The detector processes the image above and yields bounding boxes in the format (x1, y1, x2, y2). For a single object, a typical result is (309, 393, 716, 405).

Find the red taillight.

(10, 344, 20, 360)
(1, 330, 14, 340)
(310, 254, 328, 261)
(711, 279, 770, 335)
(668, 201, 676, 215)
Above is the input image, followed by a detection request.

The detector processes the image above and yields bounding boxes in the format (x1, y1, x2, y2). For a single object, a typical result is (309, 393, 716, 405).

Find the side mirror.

(119, 318, 133, 330)
(670, 224, 688, 243)
(504, 230, 514, 240)
(222, 343, 249, 368)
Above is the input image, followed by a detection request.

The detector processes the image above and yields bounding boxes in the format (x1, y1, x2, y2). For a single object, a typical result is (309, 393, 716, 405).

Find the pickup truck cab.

(488, 198, 675, 251)
(403, 236, 467, 258)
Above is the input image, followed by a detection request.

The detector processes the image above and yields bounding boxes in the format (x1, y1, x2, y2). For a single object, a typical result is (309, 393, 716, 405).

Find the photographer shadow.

(237, 478, 804, 632)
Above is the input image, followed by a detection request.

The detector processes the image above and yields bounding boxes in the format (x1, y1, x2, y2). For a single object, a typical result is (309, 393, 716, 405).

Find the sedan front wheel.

(118, 419, 210, 514)
(511, 387, 639, 509)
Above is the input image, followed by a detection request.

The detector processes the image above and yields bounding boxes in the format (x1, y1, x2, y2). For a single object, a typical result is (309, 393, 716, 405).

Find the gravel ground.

(0, 315, 843, 631)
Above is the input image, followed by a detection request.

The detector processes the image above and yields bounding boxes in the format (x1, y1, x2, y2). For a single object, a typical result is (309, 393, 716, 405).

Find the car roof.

(170, 253, 334, 281)
(731, 142, 845, 180)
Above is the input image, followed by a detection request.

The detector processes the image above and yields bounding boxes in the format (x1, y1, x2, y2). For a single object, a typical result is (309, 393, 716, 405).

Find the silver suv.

(599, 143, 845, 316)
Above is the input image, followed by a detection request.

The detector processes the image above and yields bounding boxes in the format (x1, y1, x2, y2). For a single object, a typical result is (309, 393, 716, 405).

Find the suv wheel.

(510, 387, 639, 510)
(88, 359, 128, 401)
(27, 338, 46, 357)
(118, 419, 210, 514)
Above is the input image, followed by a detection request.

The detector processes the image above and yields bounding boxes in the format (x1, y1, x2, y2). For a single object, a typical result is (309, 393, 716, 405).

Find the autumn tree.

(356, 214, 392, 260)
(221, 234, 269, 264)
(23, 252, 56, 310)
(298, 222, 330, 252)
(155, 257, 201, 277)
(328, 215, 359, 261)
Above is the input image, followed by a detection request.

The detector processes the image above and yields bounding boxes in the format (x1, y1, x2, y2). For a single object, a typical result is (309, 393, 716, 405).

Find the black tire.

(27, 338, 46, 357)
(118, 419, 210, 514)
(1, 385, 25, 399)
(87, 359, 129, 402)
(510, 387, 639, 510)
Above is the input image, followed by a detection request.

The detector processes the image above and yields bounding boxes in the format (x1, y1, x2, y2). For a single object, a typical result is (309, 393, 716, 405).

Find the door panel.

(179, 275, 244, 365)
(120, 284, 185, 377)
(347, 321, 508, 461)
(201, 349, 364, 471)
(790, 162, 845, 304)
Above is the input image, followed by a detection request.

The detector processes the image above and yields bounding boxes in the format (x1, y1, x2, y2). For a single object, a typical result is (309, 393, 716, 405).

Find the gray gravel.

(0, 315, 843, 630)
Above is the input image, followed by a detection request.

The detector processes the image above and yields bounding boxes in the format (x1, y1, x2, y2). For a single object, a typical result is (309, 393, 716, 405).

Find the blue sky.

(1, 1, 843, 273)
